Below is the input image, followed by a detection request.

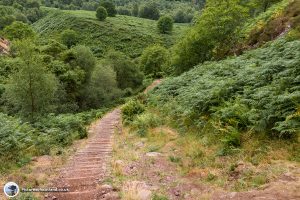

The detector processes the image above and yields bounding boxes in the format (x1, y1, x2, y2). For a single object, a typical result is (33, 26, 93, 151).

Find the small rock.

(146, 152, 161, 157)
(100, 184, 113, 190)
(52, 196, 57, 200)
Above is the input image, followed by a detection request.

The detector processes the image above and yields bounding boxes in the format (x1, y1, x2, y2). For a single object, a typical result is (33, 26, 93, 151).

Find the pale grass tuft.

(122, 181, 151, 200)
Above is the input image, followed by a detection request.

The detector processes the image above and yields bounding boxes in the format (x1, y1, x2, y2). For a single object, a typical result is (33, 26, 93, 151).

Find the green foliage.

(121, 99, 145, 123)
(140, 44, 168, 78)
(0, 113, 35, 164)
(104, 50, 144, 90)
(138, 3, 160, 20)
(4, 41, 59, 120)
(3, 21, 35, 40)
(60, 29, 79, 48)
(171, 0, 249, 74)
(83, 64, 121, 109)
(149, 39, 300, 139)
(0, 108, 107, 172)
(0, 1, 43, 29)
(96, 6, 108, 21)
(131, 112, 161, 136)
(33, 8, 187, 58)
(157, 15, 173, 34)
(100, 1, 116, 17)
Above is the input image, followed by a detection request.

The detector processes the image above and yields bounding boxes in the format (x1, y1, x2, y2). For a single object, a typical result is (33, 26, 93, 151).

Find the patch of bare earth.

(144, 79, 162, 94)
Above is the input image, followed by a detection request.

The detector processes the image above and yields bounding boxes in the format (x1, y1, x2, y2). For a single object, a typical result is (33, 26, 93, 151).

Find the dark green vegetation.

(150, 39, 300, 141)
(33, 8, 188, 58)
(170, 0, 300, 74)
(0, 0, 43, 29)
(96, 6, 108, 21)
(157, 15, 174, 34)
(42, 0, 203, 23)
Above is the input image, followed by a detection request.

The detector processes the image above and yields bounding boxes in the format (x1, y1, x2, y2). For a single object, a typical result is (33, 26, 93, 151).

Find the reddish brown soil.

(45, 109, 121, 200)
(144, 79, 162, 94)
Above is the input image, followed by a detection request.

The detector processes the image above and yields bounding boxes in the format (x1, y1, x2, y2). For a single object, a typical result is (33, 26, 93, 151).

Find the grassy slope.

(149, 39, 300, 141)
(33, 7, 189, 58)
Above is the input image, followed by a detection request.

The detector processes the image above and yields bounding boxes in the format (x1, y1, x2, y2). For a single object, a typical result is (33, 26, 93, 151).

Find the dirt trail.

(45, 109, 121, 200)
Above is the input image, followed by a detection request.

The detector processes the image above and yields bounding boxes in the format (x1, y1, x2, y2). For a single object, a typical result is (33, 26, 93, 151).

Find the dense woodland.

(0, 0, 299, 198)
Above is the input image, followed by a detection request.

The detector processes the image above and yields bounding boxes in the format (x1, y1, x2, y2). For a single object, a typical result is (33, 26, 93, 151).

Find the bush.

(140, 44, 168, 78)
(157, 15, 173, 34)
(121, 99, 145, 123)
(100, 1, 116, 17)
(60, 29, 79, 48)
(96, 6, 108, 21)
(132, 112, 161, 137)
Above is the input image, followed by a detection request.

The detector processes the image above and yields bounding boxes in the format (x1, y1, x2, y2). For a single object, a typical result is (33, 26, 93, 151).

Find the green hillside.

(33, 8, 189, 58)
(149, 39, 300, 141)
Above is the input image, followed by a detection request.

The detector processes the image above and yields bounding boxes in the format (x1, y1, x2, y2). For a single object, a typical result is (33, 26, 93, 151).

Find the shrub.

(100, 1, 116, 17)
(96, 6, 108, 21)
(157, 15, 173, 34)
(60, 29, 79, 48)
(121, 99, 145, 123)
(132, 112, 161, 137)
(140, 44, 168, 78)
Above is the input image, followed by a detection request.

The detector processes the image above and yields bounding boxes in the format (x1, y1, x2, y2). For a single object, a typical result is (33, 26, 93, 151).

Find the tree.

(100, 1, 116, 17)
(60, 29, 79, 48)
(5, 41, 59, 120)
(72, 45, 96, 83)
(3, 21, 35, 40)
(139, 3, 160, 20)
(171, 0, 249, 74)
(83, 64, 120, 109)
(96, 6, 108, 21)
(104, 50, 144, 90)
(140, 44, 168, 78)
(157, 15, 173, 34)
(132, 3, 139, 17)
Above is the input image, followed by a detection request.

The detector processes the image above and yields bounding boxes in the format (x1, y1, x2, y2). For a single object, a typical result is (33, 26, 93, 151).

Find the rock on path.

(45, 109, 121, 200)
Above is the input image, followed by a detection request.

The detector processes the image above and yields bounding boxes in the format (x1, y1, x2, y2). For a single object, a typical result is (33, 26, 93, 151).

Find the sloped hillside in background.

(33, 8, 188, 58)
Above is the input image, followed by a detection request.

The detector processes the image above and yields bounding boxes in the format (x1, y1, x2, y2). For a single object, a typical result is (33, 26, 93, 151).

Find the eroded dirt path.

(45, 109, 121, 200)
